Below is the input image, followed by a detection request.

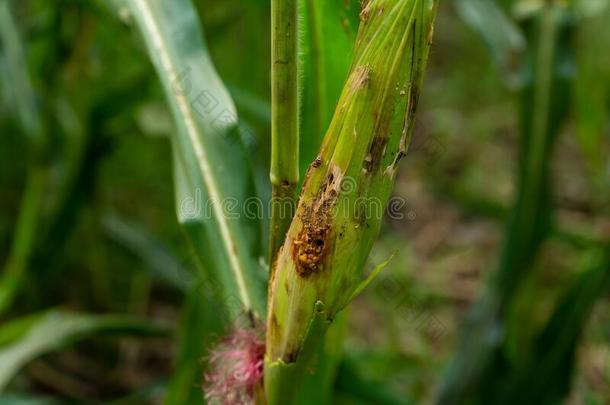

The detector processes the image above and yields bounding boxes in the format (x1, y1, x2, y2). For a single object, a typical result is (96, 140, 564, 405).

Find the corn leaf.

(0, 0, 46, 316)
(103, 214, 193, 292)
(439, 4, 576, 402)
(455, 0, 526, 87)
(0, 0, 42, 141)
(113, 0, 267, 319)
(336, 354, 415, 405)
(498, 247, 610, 404)
(0, 394, 60, 405)
(573, 1, 610, 202)
(0, 311, 168, 390)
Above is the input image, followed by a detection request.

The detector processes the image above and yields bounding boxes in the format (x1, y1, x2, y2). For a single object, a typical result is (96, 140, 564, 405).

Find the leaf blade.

(119, 0, 267, 318)
(0, 311, 167, 390)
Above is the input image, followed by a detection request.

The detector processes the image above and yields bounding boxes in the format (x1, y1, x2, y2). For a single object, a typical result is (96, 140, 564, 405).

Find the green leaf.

(336, 354, 414, 405)
(0, 310, 168, 391)
(455, 0, 526, 86)
(439, 4, 575, 402)
(497, 247, 610, 404)
(497, 1, 572, 304)
(0, 393, 60, 405)
(573, 1, 610, 202)
(340, 257, 392, 312)
(0, 168, 45, 316)
(0, 0, 46, 316)
(0, 0, 43, 141)
(114, 0, 267, 318)
(227, 84, 271, 126)
(102, 214, 193, 292)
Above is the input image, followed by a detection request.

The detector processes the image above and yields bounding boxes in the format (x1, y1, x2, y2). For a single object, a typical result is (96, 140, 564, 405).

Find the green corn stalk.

(264, 0, 438, 402)
(270, 0, 299, 264)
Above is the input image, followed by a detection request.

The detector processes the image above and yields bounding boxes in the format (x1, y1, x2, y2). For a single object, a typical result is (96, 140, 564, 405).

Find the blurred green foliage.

(0, 0, 608, 404)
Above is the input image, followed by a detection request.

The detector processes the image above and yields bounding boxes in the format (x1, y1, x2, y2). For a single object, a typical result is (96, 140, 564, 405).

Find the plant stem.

(304, 0, 326, 141)
(270, 0, 299, 266)
(265, 1, 438, 402)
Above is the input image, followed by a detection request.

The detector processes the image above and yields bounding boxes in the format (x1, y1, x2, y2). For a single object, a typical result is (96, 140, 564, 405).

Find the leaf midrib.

(131, 0, 253, 312)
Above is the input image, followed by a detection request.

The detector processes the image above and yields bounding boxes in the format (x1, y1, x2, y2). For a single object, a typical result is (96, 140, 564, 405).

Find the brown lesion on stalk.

(401, 86, 421, 152)
(406, 86, 420, 127)
(364, 132, 389, 174)
(350, 65, 371, 91)
(278, 178, 297, 190)
(360, 0, 372, 22)
(386, 84, 421, 177)
(359, 0, 385, 23)
(364, 95, 395, 175)
(291, 169, 341, 277)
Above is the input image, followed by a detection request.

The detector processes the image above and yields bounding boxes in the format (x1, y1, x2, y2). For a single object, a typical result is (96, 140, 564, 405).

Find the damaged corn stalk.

(264, 0, 438, 402)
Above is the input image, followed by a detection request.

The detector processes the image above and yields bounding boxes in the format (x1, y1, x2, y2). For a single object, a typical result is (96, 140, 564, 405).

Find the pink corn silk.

(204, 326, 265, 405)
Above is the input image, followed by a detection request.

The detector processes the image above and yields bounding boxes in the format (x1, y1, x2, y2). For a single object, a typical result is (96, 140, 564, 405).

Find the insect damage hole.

(292, 204, 331, 277)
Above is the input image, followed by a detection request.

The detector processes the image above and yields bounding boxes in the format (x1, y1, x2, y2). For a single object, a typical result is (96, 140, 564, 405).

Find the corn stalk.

(269, 0, 299, 264)
(264, 0, 438, 402)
